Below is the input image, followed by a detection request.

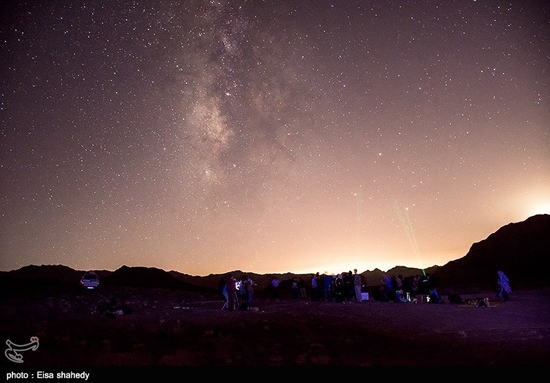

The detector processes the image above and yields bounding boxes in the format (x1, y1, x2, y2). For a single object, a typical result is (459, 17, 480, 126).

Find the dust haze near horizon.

(1, 1, 549, 276)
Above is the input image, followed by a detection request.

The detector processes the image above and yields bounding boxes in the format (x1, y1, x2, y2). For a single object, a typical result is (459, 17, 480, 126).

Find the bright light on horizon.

(292, 259, 423, 276)
(531, 203, 550, 216)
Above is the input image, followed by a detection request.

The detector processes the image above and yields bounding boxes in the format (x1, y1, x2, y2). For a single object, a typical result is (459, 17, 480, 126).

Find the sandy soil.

(1, 287, 549, 370)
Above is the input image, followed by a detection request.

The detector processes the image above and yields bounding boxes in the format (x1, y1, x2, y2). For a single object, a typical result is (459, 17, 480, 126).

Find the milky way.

(1, 0, 549, 275)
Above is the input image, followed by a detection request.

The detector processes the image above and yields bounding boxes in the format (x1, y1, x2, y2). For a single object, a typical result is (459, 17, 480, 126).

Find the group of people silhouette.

(221, 269, 511, 310)
(221, 274, 256, 311)
(307, 270, 365, 303)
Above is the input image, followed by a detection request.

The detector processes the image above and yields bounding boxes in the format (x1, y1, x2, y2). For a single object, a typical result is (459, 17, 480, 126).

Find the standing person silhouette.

(353, 269, 363, 302)
(497, 270, 511, 302)
(225, 274, 237, 310)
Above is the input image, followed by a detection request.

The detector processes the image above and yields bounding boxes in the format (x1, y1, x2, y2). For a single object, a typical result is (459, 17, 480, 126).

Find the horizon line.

(1, 262, 442, 277)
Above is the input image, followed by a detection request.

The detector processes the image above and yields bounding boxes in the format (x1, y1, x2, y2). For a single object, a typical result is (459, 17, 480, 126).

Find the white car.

(80, 271, 99, 289)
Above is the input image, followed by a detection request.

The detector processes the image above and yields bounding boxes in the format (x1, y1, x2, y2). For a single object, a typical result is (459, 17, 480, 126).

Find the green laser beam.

(392, 201, 426, 276)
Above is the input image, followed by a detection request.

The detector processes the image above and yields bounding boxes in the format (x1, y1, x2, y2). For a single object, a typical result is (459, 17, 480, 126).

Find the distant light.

(531, 203, 550, 216)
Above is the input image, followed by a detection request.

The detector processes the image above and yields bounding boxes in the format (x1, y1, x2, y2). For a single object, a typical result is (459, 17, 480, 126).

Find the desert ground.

(2, 285, 549, 374)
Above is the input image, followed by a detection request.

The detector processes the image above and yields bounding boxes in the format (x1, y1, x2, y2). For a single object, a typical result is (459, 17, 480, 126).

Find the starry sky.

(1, 0, 549, 276)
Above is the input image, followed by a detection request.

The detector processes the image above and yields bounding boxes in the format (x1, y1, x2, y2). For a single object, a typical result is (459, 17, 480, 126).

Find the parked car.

(80, 271, 99, 289)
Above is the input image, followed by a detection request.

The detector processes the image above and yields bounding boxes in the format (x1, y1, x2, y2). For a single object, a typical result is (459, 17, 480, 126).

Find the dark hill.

(434, 214, 550, 292)
(0, 264, 84, 293)
(170, 270, 308, 298)
(102, 265, 208, 292)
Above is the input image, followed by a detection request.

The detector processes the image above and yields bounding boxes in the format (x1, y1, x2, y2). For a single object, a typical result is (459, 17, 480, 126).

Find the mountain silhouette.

(0, 264, 84, 293)
(433, 214, 550, 291)
(102, 265, 206, 291)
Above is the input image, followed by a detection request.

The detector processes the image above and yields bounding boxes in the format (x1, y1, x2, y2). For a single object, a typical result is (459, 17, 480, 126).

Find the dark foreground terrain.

(2, 286, 549, 374)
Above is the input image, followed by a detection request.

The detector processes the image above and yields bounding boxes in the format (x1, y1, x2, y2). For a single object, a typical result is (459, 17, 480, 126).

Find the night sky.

(1, 0, 549, 276)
